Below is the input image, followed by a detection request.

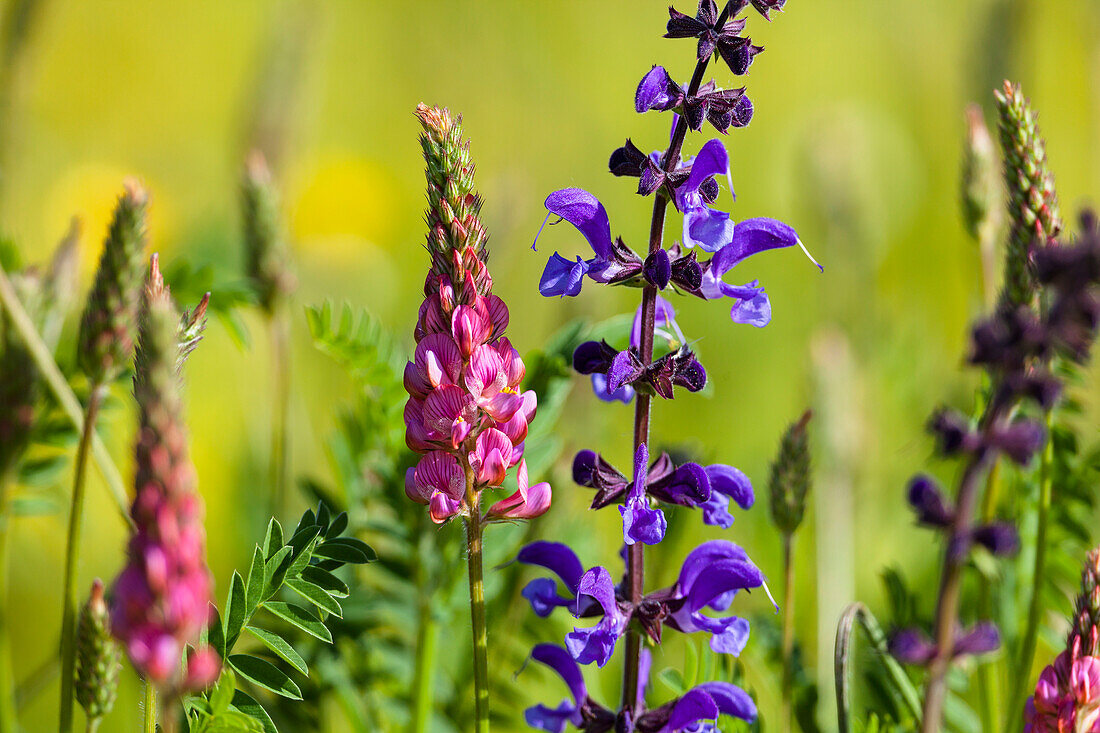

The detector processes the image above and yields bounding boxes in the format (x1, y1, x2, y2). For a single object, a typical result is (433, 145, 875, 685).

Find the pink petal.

(429, 491, 462, 524)
(405, 467, 429, 504)
(484, 295, 510, 337)
(482, 390, 524, 422)
(465, 345, 507, 399)
(423, 385, 474, 435)
(404, 398, 436, 451)
(452, 304, 493, 357)
(413, 451, 465, 500)
(414, 333, 462, 388)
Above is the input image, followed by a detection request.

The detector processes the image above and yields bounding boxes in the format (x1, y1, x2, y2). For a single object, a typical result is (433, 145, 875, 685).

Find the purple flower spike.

(565, 567, 629, 666)
(621, 443, 667, 546)
(636, 66, 684, 113)
(539, 253, 589, 297)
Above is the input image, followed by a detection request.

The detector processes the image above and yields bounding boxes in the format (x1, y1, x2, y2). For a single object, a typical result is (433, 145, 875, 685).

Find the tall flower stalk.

(403, 104, 552, 732)
(242, 151, 295, 518)
(108, 256, 218, 733)
(59, 181, 148, 732)
(524, 1, 819, 730)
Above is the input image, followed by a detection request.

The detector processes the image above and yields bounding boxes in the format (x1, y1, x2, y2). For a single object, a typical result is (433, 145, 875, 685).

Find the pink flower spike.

(484, 294, 509, 337)
(184, 646, 222, 691)
(413, 452, 465, 501)
(465, 345, 507, 399)
(452, 304, 493, 357)
(430, 492, 462, 524)
(488, 459, 552, 519)
(471, 428, 512, 486)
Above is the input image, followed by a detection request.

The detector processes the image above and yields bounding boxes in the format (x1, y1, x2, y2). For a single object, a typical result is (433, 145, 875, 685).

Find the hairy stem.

(143, 680, 156, 733)
(621, 3, 732, 712)
(1006, 408, 1055, 727)
(0, 264, 131, 527)
(781, 533, 795, 733)
(464, 464, 489, 733)
(58, 385, 104, 733)
(0, 469, 16, 733)
(921, 398, 1006, 733)
(269, 310, 291, 518)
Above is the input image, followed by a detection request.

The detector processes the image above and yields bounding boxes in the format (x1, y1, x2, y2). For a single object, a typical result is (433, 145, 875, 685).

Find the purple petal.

(633, 443, 650, 489)
(677, 139, 731, 209)
(971, 522, 1020, 556)
(953, 622, 1001, 657)
(890, 628, 936, 666)
(525, 703, 575, 733)
(565, 618, 621, 668)
(635, 65, 680, 113)
(638, 648, 652, 709)
(726, 283, 771, 327)
(644, 248, 672, 289)
(544, 188, 614, 260)
(522, 578, 575, 618)
(677, 541, 751, 596)
(667, 688, 720, 731)
(575, 566, 619, 619)
(708, 218, 799, 276)
(517, 541, 585, 593)
(686, 558, 764, 612)
(694, 681, 757, 723)
(573, 340, 615, 375)
(682, 206, 735, 253)
(631, 296, 678, 350)
(591, 373, 635, 404)
(621, 491, 667, 546)
(705, 464, 754, 509)
(907, 474, 953, 527)
(607, 349, 643, 393)
(699, 492, 735, 529)
(661, 463, 712, 506)
(530, 644, 588, 710)
(539, 253, 589, 297)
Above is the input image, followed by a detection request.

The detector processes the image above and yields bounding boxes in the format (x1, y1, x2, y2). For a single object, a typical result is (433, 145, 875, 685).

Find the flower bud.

(241, 151, 294, 314)
(960, 104, 1001, 241)
(77, 180, 148, 385)
(995, 81, 1061, 308)
(1070, 549, 1100, 660)
(74, 579, 121, 722)
(768, 410, 812, 535)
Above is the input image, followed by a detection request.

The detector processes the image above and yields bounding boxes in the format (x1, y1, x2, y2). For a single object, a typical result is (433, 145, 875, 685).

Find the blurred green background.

(2, 0, 1099, 730)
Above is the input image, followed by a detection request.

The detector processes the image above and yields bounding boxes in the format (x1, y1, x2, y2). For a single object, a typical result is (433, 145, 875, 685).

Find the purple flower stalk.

(523, 0, 810, 726)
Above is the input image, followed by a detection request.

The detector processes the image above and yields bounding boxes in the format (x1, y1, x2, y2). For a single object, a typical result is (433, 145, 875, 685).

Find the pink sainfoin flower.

(404, 105, 550, 523)
(1027, 549, 1100, 732)
(109, 258, 219, 692)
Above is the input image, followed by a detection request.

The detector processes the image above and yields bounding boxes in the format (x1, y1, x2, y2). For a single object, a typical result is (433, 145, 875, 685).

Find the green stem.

(781, 533, 795, 733)
(464, 505, 489, 733)
(0, 469, 17, 733)
(85, 717, 100, 733)
(143, 680, 156, 733)
(1006, 408, 1055, 727)
(0, 264, 131, 528)
(269, 310, 290, 518)
(58, 386, 103, 733)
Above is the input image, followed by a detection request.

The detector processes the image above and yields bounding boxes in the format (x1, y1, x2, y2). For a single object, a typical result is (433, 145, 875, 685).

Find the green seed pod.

(768, 410, 813, 536)
(994, 81, 1061, 308)
(74, 579, 121, 723)
(77, 180, 149, 385)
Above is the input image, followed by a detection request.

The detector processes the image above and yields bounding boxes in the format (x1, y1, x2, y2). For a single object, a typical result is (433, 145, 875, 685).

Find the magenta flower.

(405, 272, 550, 523)
(1026, 652, 1100, 732)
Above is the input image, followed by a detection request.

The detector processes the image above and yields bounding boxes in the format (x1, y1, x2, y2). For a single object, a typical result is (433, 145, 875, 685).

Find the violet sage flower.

(517, 540, 766, 667)
(525, 643, 756, 732)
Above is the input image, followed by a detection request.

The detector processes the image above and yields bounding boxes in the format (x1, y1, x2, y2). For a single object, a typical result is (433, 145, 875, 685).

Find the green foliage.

(185, 504, 375, 733)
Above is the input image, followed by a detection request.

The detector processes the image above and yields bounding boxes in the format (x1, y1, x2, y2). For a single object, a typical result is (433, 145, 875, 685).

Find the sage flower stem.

(464, 461, 489, 733)
(58, 384, 105, 733)
(921, 396, 1007, 733)
(621, 4, 734, 711)
(1007, 407, 1056, 725)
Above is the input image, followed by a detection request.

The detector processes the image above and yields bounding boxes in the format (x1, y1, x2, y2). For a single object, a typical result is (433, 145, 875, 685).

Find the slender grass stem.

(269, 309, 291, 518)
(410, 567, 439, 733)
(58, 385, 104, 733)
(0, 468, 17, 732)
(781, 533, 795, 733)
(1005, 408, 1055, 727)
(0, 264, 131, 527)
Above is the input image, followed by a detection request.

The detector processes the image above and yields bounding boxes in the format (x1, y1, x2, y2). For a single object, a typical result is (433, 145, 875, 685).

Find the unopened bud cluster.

(242, 151, 294, 314)
(768, 410, 812, 535)
(74, 579, 121, 722)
